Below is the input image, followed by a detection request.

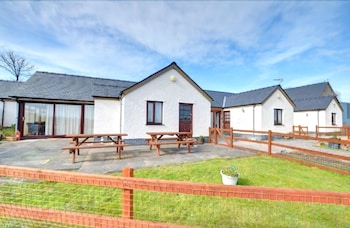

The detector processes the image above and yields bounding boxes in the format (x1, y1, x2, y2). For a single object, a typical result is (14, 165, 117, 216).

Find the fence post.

(208, 127, 211, 143)
(122, 167, 134, 219)
(230, 127, 233, 147)
(315, 125, 318, 138)
(268, 130, 272, 155)
(214, 128, 217, 144)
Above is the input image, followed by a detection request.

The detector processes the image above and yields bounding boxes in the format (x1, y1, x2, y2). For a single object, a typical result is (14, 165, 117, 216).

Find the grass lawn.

(132, 154, 349, 191)
(1, 154, 349, 227)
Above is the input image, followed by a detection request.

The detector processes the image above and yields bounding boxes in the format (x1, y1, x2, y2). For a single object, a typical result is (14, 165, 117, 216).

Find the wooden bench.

(62, 143, 130, 163)
(149, 139, 197, 156)
(145, 137, 179, 149)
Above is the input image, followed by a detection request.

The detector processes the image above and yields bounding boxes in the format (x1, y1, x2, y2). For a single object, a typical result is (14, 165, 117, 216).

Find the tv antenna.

(274, 78, 283, 84)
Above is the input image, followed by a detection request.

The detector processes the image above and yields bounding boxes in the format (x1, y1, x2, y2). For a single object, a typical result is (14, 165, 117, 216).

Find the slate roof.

(224, 85, 283, 108)
(285, 82, 335, 100)
(205, 90, 235, 108)
(2, 67, 340, 113)
(285, 82, 338, 111)
(0, 80, 22, 99)
(12, 72, 136, 102)
(292, 96, 335, 111)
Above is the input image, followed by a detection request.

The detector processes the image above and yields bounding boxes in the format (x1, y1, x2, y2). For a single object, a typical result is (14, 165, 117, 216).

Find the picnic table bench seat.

(62, 143, 129, 150)
(149, 138, 197, 156)
(62, 144, 129, 163)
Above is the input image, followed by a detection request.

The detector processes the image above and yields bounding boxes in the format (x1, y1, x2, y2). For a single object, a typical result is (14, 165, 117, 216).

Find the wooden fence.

(1, 165, 349, 227)
(208, 127, 350, 175)
(316, 125, 350, 139)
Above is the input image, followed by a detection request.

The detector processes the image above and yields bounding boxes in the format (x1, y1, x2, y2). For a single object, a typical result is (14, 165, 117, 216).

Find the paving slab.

(0, 139, 252, 174)
(2, 138, 348, 175)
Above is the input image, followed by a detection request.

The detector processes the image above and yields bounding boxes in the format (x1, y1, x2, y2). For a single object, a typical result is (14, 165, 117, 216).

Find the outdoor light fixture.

(170, 75, 176, 82)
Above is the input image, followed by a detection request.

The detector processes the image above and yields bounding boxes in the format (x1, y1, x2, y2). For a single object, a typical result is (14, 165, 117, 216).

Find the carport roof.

(11, 72, 135, 102)
(0, 80, 22, 99)
(224, 85, 290, 108)
(205, 90, 235, 108)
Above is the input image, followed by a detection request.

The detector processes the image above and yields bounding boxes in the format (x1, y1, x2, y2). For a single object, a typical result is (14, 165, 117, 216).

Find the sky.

(1, 1, 350, 101)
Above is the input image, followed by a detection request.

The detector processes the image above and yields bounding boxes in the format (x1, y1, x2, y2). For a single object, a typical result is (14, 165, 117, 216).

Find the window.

(24, 103, 53, 136)
(147, 101, 163, 125)
(331, 113, 336, 125)
(55, 104, 81, 135)
(22, 102, 93, 137)
(224, 111, 230, 122)
(223, 111, 230, 129)
(84, 105, 94, 134)
(274, 109, 283, 125)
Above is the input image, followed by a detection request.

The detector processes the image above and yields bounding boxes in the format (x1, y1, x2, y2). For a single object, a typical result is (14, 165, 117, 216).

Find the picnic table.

(146, 132, 197, 156)
(62, 133, 129, 163)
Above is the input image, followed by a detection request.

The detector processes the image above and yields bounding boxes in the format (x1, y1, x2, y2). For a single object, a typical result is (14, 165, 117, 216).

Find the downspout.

(119, 96, 123, 133)
(1, 99, 4, 127)
(253, 105, 255, 133)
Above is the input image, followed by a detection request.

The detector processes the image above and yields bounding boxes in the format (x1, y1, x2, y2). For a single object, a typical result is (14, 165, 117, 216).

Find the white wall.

(228, 104, 262, 131)
(226, 89, 293, 133)
(262, 90, 294, 133)
(93, 98, 121, 134)
(122, 69, 211, 138)
(325, 99, 343, 127)
(293, 111, 320, 132)
(1, 100, 17, 127)
(293, 99, 343, 132)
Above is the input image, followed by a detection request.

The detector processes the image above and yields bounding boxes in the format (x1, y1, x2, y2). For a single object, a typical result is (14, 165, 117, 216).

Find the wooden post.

(229, 128, 233, 147)
(315, 125, 318, 139)
(122, 167, 134, 219)
(214, 128, 217, 144)
(208, 128, 211, 143)
(268, 130, 272, 155)
(231, 127, 234, 147)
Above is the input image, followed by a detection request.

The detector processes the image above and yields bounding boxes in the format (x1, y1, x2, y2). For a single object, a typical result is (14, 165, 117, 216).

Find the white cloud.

(0, 1, 349, 102)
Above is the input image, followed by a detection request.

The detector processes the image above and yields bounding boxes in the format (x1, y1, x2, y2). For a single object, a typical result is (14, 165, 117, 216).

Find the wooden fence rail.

(1, 165, 349, 227)
(316, 125, 350, 139)
(209, 127, 350, 175)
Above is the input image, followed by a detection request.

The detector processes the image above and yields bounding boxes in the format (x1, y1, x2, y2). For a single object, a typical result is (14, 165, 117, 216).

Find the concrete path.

(0, 139, 253, 174)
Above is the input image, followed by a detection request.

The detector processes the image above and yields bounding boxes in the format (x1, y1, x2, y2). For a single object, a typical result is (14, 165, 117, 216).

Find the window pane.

(55, 104, 81, 135)
(147, 102, 153, 123)
(154, 102, 162, 123)
(84, 105, 94, 134)
(332, 113, 336, 125)
(278, 110, 282, 123)
(24, 103, 53, 136)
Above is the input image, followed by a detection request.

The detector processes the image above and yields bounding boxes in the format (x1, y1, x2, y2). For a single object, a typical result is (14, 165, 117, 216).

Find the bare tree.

(0, 50, 34, 81)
